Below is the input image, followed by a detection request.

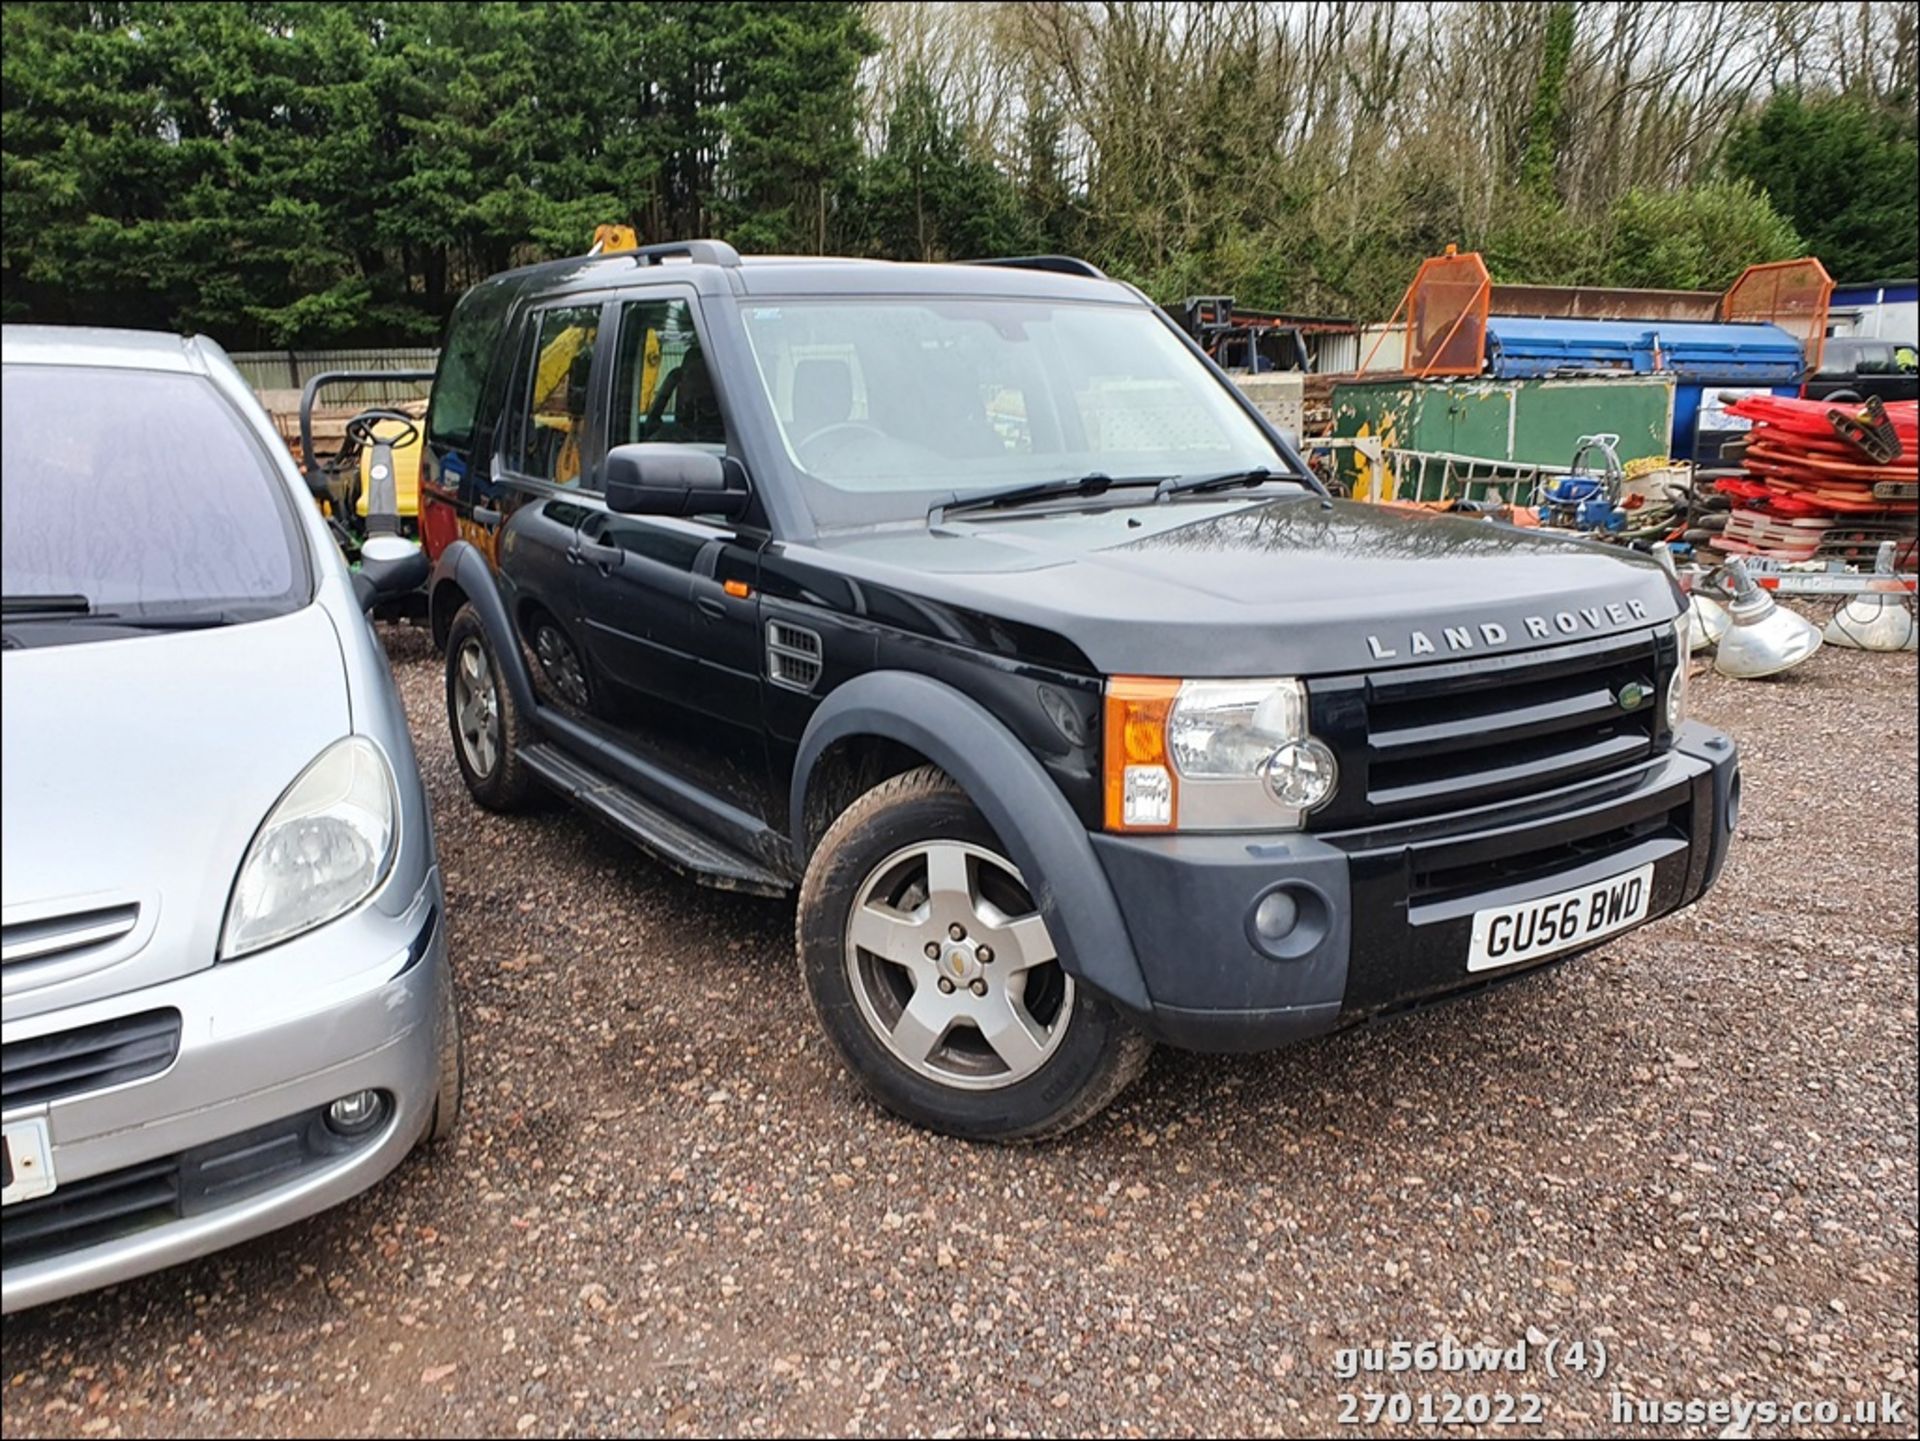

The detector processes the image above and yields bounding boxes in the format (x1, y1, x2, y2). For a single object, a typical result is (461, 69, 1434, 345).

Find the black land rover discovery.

(418, 241, 1740, 1141)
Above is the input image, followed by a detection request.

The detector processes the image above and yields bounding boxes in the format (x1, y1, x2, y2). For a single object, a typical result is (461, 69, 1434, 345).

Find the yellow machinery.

(354, 414, 425, 521)
(301, 226, 639, 540)
(299, 370, 433, 550)
(522, 225, 641, 485)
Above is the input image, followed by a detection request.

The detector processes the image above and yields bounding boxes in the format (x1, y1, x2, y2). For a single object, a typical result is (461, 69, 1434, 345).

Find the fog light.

(326, 1089, 386, 1136)
(1252, 890, 1300, 944)
(1244, 882, 1332, 961)
(1265, 739, 1337, 812)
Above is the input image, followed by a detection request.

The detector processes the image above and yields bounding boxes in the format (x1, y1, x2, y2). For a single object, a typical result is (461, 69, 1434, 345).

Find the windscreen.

(2, 365, 308, 619)
(738, 298, 1283, 525)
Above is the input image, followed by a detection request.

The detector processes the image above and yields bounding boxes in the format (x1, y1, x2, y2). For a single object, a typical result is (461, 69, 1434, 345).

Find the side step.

(517, 743, 791, 896)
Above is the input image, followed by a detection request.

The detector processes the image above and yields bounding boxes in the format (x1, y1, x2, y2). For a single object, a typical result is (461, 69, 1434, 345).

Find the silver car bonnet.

(2, 603, 350, 1019)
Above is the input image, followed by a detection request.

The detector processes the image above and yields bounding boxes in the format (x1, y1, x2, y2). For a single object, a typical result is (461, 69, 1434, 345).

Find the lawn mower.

(298, 367, 435, 617)
(297, 368, 435, 552)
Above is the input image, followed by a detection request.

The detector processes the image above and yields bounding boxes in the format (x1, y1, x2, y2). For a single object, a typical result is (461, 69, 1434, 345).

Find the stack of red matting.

(1711, 394, 1918, 565)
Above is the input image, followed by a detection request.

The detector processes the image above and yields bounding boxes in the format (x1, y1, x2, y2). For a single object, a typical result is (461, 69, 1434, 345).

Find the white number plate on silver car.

(1467, 862, 1654, 973)
(2, 1117, 57, 1206)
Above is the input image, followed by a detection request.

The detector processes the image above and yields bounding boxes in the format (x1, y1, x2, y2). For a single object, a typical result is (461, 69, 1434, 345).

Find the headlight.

(1266, 738, 1340, 809)
(1667, 615, 1689, 733)
(220, 736, 398, 959)
(1104, 677, 1334, 831)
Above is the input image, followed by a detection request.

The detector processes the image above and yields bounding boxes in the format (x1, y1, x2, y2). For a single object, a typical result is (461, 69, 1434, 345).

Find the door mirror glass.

(603, 443, 747, 518)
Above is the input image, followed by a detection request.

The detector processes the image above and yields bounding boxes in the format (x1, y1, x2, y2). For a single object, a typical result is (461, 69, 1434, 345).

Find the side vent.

(767, 620, 823, 693)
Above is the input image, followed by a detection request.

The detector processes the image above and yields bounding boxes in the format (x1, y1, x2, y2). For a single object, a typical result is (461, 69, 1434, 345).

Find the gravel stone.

(2, 626, 1913, 1438)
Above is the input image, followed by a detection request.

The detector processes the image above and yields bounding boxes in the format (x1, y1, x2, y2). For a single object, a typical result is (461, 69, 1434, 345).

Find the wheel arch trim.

(430, 541, 537, 719)
(791, 671, 1151, 1014)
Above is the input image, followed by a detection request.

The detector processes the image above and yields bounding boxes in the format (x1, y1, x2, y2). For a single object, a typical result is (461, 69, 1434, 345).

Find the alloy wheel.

(534, 623, 590, 709)
(844, 840, 1073, 1090)
(453, 638, 501, 778)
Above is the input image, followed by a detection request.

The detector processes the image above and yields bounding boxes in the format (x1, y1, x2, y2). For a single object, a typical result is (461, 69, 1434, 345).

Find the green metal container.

(1329, 375, 1675, 501)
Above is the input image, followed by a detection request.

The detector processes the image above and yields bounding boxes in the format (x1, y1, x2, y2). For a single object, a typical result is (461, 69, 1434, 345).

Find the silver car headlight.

(220, 736, 398, 959)
(1667, 615, 1689, 732)
(1105, 677, 1336, 831)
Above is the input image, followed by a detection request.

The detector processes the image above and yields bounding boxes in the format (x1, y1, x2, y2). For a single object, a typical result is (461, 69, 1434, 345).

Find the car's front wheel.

(445, 604, 536, 811)
(797, 767, 1151, 1142)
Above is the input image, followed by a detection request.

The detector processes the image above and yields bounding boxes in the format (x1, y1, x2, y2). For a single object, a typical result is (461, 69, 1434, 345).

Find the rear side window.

(426, 276, 517, 454)
(502, 305, 602, 486)
(2, 365, 309, 617)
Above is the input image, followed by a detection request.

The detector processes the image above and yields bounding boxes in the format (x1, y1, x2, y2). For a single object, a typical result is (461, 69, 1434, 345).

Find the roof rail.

(614, 239, 741, 269)
(966, 255, 1108, 280)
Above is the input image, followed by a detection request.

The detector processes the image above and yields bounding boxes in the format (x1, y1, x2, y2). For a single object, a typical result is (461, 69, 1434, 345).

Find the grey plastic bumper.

(1092, 726, 1740, 1053)
(1, 874, 449, 1313)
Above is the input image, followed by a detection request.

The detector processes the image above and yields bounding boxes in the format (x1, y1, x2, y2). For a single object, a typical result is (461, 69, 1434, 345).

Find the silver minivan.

(1, 326, 459, 1312)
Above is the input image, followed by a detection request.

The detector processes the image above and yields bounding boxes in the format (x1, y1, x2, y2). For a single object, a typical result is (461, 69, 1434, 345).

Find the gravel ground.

(4, 626, 1915, 1439)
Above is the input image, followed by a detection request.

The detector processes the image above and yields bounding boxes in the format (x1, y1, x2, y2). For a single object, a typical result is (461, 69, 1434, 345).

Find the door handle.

(695, 594, 727, 619)
(567, 539, 625, 570)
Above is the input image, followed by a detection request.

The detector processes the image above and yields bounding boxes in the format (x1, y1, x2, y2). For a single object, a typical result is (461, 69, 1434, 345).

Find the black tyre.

(424, 968, 463, 1146)
(797, 767, 1152, 1143)
(445, 604, 536, 811)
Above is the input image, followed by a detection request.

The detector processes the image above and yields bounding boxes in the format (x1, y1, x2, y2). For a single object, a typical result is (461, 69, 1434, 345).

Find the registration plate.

(2, 1117, 57, 1206)
(1467, 862, 1655, 973)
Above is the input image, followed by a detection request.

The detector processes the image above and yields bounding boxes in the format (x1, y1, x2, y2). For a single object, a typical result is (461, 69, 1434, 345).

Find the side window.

(610, 298, 729, 451)
(425, 276, 515, 454)
(504, 305, 601, 486)
(1856, 343, 1893, 375)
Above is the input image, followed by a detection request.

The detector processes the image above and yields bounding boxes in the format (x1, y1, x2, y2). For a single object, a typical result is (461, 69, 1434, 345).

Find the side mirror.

(604, 443, 748, 519)
(353, 534, 429, 612)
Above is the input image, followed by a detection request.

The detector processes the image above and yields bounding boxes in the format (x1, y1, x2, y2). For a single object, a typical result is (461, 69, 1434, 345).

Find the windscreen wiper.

(1152, 466, 1295, 502)
(1, 593, 96, 617)
(68, 611, 243, 631)
(930, 472, 1160, 525)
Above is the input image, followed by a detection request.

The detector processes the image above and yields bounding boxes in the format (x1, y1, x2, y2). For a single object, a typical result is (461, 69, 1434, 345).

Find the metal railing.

(230, 348, 439, 405)
(1303, 437, 1554, 504)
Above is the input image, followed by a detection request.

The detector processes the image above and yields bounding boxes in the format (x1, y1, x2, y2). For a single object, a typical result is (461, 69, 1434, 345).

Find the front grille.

(1, 1100, 389, 1269)
(1312, 629, 1672, 827)
(2, 1009, 182, 1109)
(2, 1158, 180, 1264)
(2, 903, 140, 969)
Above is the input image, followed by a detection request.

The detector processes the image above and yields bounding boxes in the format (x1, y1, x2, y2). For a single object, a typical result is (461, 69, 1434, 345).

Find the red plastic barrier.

(1726, 393, 1919, 446)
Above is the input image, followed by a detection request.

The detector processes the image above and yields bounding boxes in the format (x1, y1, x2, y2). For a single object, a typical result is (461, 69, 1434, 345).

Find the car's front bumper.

(1, 871, 448, 1313)
(1092, 724, 1739, 1052)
